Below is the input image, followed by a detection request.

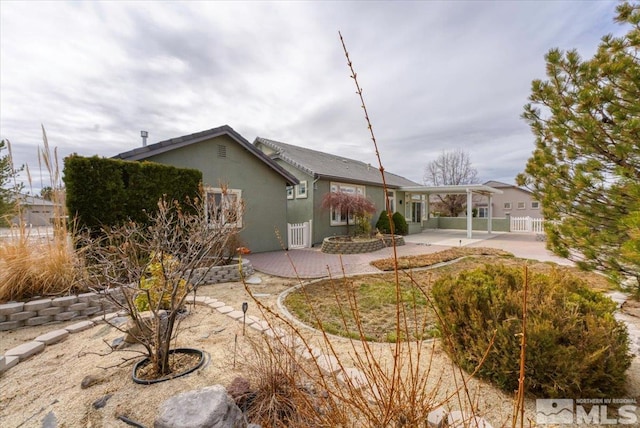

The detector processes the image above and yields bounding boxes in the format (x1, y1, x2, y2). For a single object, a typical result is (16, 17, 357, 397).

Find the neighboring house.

(254, 138, 420, 245)
(8, 194, 59, 227)
(114, 125, 299, 253)
(475, 180, 542, 218)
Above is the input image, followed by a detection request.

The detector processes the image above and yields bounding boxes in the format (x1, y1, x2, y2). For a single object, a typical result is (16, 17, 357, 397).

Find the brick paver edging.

(0, 260, 255, 333)
(0, 291, 120, 332)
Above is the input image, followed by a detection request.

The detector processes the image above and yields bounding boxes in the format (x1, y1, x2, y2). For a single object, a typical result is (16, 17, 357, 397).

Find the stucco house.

(8, 194, 59, 227)
(475, 180, 542, 218)
(254, 138, 421, 246)
(114, 125, 299, 253)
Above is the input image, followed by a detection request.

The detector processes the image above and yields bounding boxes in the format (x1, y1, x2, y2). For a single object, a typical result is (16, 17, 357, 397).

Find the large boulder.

(154, 385, 244, 428)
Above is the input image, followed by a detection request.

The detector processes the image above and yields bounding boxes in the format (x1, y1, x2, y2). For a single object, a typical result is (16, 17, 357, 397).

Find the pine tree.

(0, 140, 23, 225)
(517, 2, 640, 293)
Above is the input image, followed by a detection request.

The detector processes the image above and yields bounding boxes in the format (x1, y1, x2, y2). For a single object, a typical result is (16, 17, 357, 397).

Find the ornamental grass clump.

(432, 263, 631, 398)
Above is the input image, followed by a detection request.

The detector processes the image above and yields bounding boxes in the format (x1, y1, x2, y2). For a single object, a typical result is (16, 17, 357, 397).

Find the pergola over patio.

(398, 184, 504, 238)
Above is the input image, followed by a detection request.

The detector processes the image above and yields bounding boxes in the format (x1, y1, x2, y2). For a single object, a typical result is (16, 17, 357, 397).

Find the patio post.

(466, 188, 473, 239)
(488, 194, 493, 234)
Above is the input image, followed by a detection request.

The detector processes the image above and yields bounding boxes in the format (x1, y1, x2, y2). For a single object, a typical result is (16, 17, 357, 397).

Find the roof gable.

(114, 125, 298, 185)
(483, 180, 532, 194)
(254, 137, 419, 188)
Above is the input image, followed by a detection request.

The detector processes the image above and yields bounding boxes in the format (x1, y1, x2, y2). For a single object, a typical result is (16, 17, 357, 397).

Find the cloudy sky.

(0, 1, 626, 192)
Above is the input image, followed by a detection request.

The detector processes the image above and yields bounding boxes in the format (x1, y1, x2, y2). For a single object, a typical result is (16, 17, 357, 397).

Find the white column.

(487, 194, 493, 234)
(466, 189, 473, 239)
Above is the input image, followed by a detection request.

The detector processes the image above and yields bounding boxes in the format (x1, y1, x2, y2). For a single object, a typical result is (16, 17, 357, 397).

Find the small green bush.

(391, 212, 408, 235)
(375, 210, 394, 234)
(432, 264, 631, 398)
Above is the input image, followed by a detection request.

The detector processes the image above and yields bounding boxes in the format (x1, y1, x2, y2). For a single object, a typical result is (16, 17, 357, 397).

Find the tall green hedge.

(64, 155, 201, 231)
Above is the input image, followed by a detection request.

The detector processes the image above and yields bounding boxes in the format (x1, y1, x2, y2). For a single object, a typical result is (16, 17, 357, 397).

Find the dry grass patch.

(285, 254, 614, 342)
(0, 231, 86, 302)
(370, 246, 513, 271)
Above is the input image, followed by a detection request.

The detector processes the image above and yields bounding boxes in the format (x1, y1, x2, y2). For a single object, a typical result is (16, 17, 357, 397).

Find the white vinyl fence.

(510, 216, 544, 233)
(287, 220, 312, 249)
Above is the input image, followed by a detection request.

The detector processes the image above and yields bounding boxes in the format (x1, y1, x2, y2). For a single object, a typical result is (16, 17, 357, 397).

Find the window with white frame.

(504, 202, 512, 210)
(205, 187, 242, 228)
(296, 180, 308, 198)
(531, 201, 540, 209)
(329, 182, 365, 226)
(410, 194, 423, 223)
(478, 206, 489, 218)
(386, 190, 396, 213)
(517, 201, 526, 209)
(286, 186, 294, 200)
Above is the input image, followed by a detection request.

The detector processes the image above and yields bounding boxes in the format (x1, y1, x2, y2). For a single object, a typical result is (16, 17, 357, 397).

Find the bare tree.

(423, 149, 479, 217)
(81, 186, 244, 378)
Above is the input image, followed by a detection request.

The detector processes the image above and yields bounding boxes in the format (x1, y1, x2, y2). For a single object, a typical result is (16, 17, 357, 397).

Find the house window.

(478, 207, 489, 218)
(517, 201, 526, 210)
(531, 201, 540, 209)
(286, 186, 294, 200)
(329, 182, 365, 226)
(410, 194, 423, 223)
(504, 202, 512, 210)
(386, 190, 396, 213)
(205, 187, 242, 228)
(296, 181, 308, 199)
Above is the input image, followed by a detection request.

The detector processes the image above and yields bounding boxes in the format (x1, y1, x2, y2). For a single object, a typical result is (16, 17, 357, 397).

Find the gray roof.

(254, 137, 419, 188)
(12, 193, 57, 206)
(113, 125, 299, 185)
(483, 180, 532, 193)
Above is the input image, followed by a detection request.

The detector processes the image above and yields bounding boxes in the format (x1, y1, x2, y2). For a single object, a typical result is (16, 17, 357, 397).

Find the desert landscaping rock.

(245, 275, 262, 284)
(5, 341, 45, 361)
(154, 385, 244, 428)
(92, 393, 113, 409)
(35, 329, 69, 345)
(81, 373, 106, 389)
(426, 407, 448, 428)
(41, 410, 58, 428)
(316, 354, 340, 374)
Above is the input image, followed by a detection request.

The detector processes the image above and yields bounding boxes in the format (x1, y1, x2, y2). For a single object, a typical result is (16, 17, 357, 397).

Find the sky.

(0, 1, 627, 193)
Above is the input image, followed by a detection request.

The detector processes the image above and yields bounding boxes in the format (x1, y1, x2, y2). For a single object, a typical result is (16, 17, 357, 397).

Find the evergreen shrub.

(391, 211, 408, 235)
(375, 210, 394, 234)
(432, 264, 631, 398)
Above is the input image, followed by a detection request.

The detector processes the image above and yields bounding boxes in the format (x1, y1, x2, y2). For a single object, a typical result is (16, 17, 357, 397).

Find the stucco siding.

(142, 134, 289, 253)
(477, 187, 541, 218)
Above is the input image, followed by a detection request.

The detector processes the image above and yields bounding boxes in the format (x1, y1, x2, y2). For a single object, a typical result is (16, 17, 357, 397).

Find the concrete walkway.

(246, 230, 572, 279)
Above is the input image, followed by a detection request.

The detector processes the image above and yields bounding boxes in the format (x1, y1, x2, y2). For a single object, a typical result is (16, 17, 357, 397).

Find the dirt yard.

(1, 268, 639, 427)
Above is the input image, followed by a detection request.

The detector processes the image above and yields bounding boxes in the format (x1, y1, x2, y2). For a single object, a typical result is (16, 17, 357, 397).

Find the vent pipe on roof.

(141, 130, 148, 147)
